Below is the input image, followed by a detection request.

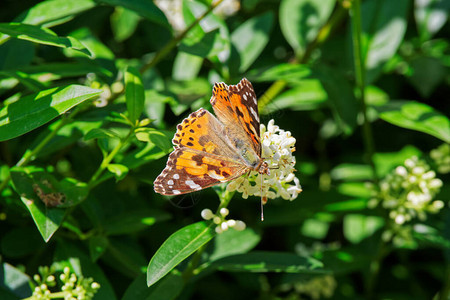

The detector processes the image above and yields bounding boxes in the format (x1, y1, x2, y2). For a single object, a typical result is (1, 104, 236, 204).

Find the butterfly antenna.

(260, 174, 264, 221)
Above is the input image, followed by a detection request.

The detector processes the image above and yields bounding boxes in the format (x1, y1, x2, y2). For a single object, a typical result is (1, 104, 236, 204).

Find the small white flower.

(201, 209, 214, 220)
(227, 120, 302, 202)
(219, 208, 229, 217)
(234, 220, 246, 231)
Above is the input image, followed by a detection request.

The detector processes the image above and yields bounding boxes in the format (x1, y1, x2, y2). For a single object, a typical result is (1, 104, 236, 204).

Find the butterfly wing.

(210, 78, 262, 167)
(154, 108, 248, 195)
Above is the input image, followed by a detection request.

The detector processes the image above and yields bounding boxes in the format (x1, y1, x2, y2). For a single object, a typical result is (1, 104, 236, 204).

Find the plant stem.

(140, 0, 224, 74)
(88, 129, 134, 189)
(350, 0, 379, 184)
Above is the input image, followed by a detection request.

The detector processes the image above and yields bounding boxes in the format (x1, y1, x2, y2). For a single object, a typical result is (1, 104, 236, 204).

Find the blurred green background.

(0, 0, 449, 299)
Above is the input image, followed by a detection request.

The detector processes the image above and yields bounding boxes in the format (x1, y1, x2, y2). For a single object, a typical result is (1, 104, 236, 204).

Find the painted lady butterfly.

(154, 78, 268, 195)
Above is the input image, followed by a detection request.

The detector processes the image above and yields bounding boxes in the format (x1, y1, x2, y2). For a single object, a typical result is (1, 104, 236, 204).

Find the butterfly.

(154, 78, 268, 196)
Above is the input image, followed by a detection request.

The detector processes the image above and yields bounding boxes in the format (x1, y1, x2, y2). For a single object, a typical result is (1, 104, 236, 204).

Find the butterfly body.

(154, 78, 267, 196)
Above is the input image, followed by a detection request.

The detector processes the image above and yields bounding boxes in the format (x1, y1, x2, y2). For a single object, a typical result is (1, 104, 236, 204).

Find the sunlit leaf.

(376, 100, 450, 143)
(0, 85, 101, 141)
(147, 221, 215, 286)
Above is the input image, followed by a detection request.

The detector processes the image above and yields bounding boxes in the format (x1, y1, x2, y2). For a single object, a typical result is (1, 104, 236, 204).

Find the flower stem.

(350, 0, 379, 184)
(140, 0, 224, 74)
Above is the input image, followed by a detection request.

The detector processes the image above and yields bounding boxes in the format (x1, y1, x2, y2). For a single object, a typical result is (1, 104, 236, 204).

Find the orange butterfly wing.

(154, 108, 248, 195)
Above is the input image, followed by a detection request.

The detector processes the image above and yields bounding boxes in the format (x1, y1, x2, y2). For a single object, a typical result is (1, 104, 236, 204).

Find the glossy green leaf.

(172, 51, 203, 80)
(111, 7, 141, 42)
(376, 100, 450, 143)
(181, 0, 229, 59)
(0, 263, 32, 299)
(231, 12, 274, 72)
(415, 0, 449, 40)
(248, 64, 311, 84)
(123, 272, 183, 300)
(9, 167, 88, 241)
(9, 167, 66, 242)
(301, 219, 330, 239)
(0, 23, 92, 57)
(136, 128, 172, 152)
(373, 145, 422, 177)
(15, 0, 96, 26)
(0, 39, 34, 70)
(360, 0, 409, 83)
(209, 228, 261, 261)
(313, 66, 358, 135)
(147, 221, 215, 286)
(343, 214, 384, 244)
(104, 209, 171, 236)
(210, 251, 325, 273)
(17, 62, 112, 81)
(125, 66, 145, 124)
(106, 164, 129, 181)
(0, 85, 101, 141)
(264, 79, 327, 114)
(280, 0, 336, 57)
(84, 128, 120, 141)
(98, 0, 169, 28)
(330, 164, 373, 181)
(89, 235, 109, 262)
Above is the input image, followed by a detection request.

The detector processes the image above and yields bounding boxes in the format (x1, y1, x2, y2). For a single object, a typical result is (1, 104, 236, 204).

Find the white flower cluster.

(201, 208, 246, 234)
(291, 275, 337, 300)
(227, 120, 302, 201)
(368, 156, 443, 225)
(430, 143, 450, 174)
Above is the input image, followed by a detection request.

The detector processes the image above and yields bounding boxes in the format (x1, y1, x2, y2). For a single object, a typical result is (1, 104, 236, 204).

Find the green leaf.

(0, 39, 34, 70)
(84, 128, 120, 141)
(264, 79, 327, 114)
(172, 51, 203, 80)
(0, 23, 92, 57)
(103, 209, 171, 235)
(209, 251, 325, 274)
(147, 221, 215, 286)
(359, 0, 409, 83)
(0, 85, 101, 142)
(330, 164, 373, 181)
(181, 0, 229, 59)
(106, 164, 129, 181)
(0, 263, 32, 299)
(343, 214, 384, 244)
(9, 167, 66, 242)
(247, 64, 311, 84)
(123, 272, 183, 300)
(230, 12, 274, 72)
(125, 66, 145, 124)
(98, 0, 169, 28)
(89, 235, 109, 262)
(111, 7, 141, 42)
(280, 0, 336, 57)
(415, 0, 449, 40)
(209, 228, 261, 261)
(376, 100, 450, 143)
(136, 128, 172, 152)
(15, 0, 96, 26)
(408, 56, 447, 97)
(373, 145, 422, 177)
(9, 167, 89, 241)
(301, 219, 330, 239)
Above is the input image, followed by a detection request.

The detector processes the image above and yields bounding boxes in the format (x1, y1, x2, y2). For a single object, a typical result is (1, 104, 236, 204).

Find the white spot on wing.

(250, 106, 259, 122)
(208, 171, 226, 181)
(243, 94, 247, 101)
(173, 190, 181, 194)
(168, 180, 174, 185)
(185, 179, 201, 190)
(173, 174, 179, 179)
